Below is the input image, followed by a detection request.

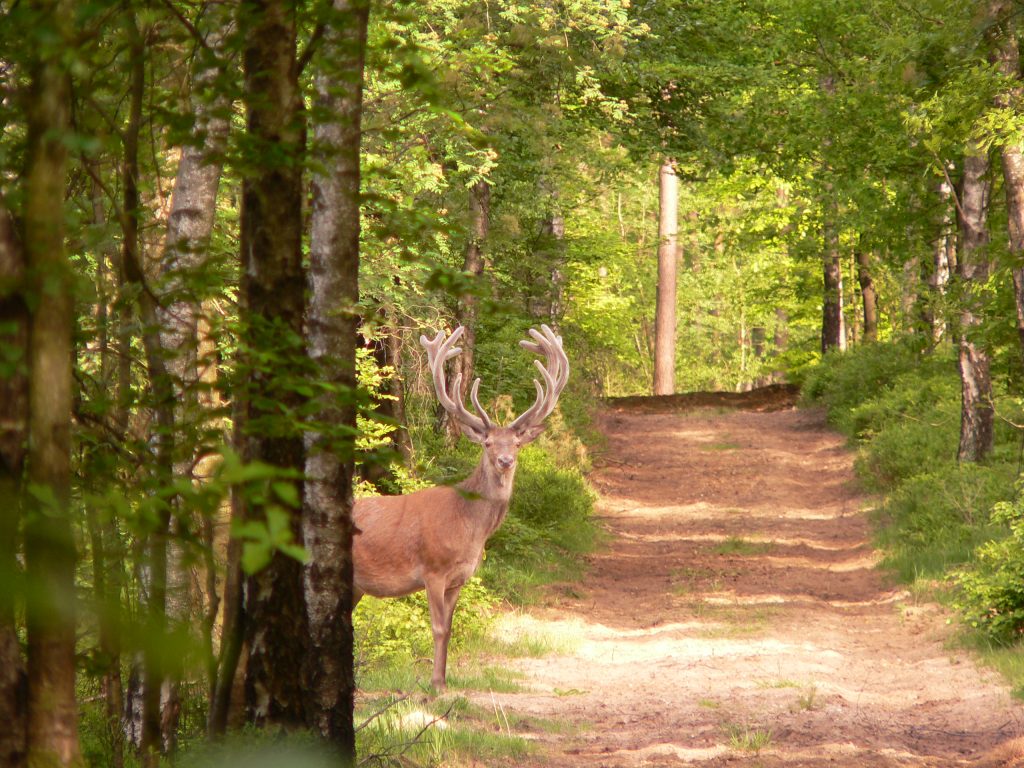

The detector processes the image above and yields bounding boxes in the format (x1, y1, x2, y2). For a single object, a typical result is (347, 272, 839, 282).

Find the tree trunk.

(385, 319, 413, 464)
(109, 17, 177, 762)
(956, 147, 994, 463)
(22, 1, 81, 762)
(994, 6, 1024, 369)
(303, 0, 369, 756)
(821, 222, 844, 353)
(156, 15, 231, 750)
(855, 249, 878, 342)
(444, 179, 490, 443)
(653, 159, 678, 395)
(238, 0, 309, 728)
(926, 179, 954, 344)
(0, 196, 28, 768)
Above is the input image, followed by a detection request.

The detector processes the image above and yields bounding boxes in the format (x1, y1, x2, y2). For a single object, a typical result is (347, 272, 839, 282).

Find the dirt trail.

(479, 399, 1024, 767)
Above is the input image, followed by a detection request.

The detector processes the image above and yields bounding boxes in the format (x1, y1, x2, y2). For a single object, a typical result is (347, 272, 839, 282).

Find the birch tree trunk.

(303, 0, 369, 755)
(956, 147, 994, 463)
(926, 179, 954, 344)
(155, 16, 231, 748)
(22, 1, 81, 762)
(109, 17, 177, 762)
(238, 0, 309, 728)
(0, 198, 28, 768)
(653, 159, 678, 395)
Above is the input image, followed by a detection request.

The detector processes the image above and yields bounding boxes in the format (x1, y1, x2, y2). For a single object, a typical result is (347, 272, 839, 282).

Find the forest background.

(6, 0, 1024, 766)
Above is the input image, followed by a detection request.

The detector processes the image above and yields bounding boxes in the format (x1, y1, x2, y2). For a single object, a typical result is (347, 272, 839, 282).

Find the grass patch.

(713, 537, 773, 556)
(355, 694, 533, 766)
(446, 665, 527, 693)
(755, 678, 800, 689)
(724, 723, 772, 753)
(794, 685, 820, 711)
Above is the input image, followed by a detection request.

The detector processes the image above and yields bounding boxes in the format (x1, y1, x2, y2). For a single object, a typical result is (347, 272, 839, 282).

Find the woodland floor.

(471, 390, 1024, 767)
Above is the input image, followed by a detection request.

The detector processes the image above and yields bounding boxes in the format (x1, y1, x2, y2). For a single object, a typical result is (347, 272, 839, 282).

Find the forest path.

(477, 396, 1024, 767)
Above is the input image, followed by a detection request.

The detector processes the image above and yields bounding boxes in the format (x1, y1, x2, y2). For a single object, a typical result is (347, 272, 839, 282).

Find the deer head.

(420, 324, 569, 485)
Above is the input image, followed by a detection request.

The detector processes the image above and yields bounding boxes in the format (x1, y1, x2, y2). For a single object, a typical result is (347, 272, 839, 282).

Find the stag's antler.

(420, 327, 493, 440)
(508, 324, 569, 436)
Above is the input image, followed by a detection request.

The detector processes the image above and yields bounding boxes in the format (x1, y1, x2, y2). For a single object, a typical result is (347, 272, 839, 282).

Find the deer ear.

(458, 422, 489, 444)
(514, 423, 546, 444)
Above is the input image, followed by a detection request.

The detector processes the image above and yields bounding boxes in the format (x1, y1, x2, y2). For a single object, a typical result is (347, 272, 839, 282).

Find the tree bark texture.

(238, 0, 310, 728)
(0, 196, 28, 768)
(855, 249, 878, 342)
(155, 17, 231, 750)
(653, 159, 678, 395)
(956, 148, 994, 463)
(22, 1, 81, 762)
(994, 7, 1024, 368)
(303, 0, 369, 756)
(821, 218, 844, 354)
(926, 179, 954, 343)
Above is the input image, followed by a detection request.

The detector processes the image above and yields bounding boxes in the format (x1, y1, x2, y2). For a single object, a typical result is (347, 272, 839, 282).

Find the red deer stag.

(352, 324, 569, 690)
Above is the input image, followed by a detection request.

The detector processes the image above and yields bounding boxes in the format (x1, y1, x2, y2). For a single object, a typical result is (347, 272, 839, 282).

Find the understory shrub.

(802, 340, 1021, 638)
(955, 486, 1024, 644)
(876, 463, 1013, 582)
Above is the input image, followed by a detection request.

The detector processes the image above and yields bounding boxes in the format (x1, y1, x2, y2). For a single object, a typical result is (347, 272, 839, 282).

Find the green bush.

(801, 340, 1018, 596)
(956, 487, 1024, 644)
(801, 338, 926, 426)
(876, 463, 1013, 581)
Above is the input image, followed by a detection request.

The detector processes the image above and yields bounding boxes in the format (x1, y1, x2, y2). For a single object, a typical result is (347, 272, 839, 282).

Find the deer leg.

(425, 579, 451, 690)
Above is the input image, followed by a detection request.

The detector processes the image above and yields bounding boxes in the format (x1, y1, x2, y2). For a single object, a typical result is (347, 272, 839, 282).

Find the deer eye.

(484, 439, 493, 447)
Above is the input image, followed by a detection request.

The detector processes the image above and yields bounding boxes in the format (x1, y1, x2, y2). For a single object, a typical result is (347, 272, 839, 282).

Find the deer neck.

(458, 460, 517, 537)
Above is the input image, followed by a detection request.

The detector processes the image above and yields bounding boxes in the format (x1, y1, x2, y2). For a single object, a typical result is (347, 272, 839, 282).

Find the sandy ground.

(476, 399, 1024, 767)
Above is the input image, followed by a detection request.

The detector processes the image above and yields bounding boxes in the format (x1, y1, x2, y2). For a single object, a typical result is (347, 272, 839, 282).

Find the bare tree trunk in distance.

(856, 249, 878, 342)
(303, 0, 369, 756)
(926, 179, 954, 343)
(653, 158, 678, 395)
(444, 179, 490, 443)
(956, 147, 994, 462)
(821, 222, 844, 353)
(22, 1, 81, 762)
(0, 198, 28, 768)
(238, 0, 310, 728)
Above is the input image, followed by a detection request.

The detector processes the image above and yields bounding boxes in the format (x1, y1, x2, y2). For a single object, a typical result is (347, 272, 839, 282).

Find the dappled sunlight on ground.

(468, 404, 1024, 767)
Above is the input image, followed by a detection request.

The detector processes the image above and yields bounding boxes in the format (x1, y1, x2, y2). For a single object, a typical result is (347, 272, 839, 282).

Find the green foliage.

(354, 577, 496, 670)
(803, 338, 1021, 630)
(956, 486, 1024, 644)
(877, 464, 1013, 582)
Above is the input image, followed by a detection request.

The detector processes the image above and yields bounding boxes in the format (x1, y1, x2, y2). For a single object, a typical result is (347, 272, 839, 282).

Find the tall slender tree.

(956, 147, 994, 462)
(303, 0, 370, 756)
(21, 0, 81, 763)
(0, 198, 28, 768)
(237, 0, 310, 727)
(653, 159, 678, 395)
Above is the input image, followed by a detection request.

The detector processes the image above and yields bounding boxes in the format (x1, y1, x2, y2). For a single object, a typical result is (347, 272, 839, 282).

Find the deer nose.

(496, 455, 515, 470)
